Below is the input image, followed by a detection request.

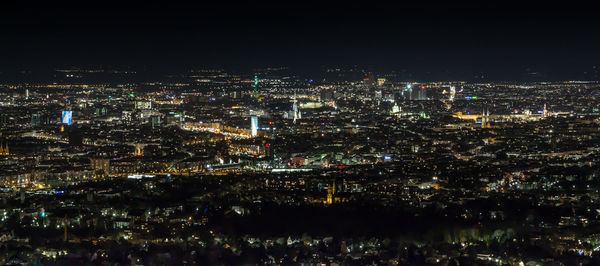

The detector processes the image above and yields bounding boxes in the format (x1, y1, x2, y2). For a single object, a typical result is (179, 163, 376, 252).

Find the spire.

(482, 105, 490, 129)
(254, 75, 258, 99)
(326, 182, 335, 205)
(292, 91, 299, 124)
(0, 142, 7, 155)
(485, 106, 491, 128)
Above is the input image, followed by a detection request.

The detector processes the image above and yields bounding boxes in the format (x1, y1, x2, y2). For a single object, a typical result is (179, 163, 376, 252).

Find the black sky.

(1, 0, 599, 80)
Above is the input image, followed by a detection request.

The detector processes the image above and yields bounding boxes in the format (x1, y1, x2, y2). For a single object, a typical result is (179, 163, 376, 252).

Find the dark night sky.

(1, 0, 599, 80)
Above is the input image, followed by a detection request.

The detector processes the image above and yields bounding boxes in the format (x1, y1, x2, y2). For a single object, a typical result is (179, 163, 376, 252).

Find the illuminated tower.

(325, 183, 336, 205)
(418, 87, 427, 100)
(481, 106, 486, 128)
(254, 75, 258, 99)
(250, 116, 258, 137)
(482, 106, 490, 128)
(292, 93, 299, 124)
(449, 85, 456, 102)
(0, 142, 8, 156)
(405, 83, 413, 100)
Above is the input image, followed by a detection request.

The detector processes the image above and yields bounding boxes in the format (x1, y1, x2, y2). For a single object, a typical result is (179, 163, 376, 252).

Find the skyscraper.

(404, 84, 413, 100)
(417, 87, 427, 100)
(292, 93, 301, 124)
(151, 115, 161, 128)
(251, 116, 258, 137)
(31, 113, 41, 127)
(62, 111, 73, 125)
(254, 75, 258, 99)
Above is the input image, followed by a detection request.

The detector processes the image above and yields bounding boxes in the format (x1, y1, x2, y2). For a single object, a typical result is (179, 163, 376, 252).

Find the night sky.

(1, 0, 599, 80)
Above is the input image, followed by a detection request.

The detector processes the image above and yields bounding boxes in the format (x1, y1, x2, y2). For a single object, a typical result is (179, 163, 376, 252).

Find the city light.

(1, 3, 597, 264)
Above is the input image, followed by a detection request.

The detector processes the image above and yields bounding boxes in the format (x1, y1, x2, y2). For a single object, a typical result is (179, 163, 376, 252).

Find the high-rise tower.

(250, 116, 258, 137)
(254, 75, 258, 99)
(292, 93, 299, 124)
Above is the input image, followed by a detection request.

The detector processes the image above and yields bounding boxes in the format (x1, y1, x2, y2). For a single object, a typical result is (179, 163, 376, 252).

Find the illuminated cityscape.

(1, 1, 600, 265)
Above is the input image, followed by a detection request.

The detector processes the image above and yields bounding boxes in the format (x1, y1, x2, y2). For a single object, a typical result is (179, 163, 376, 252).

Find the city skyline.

(2, 1, 600, 264)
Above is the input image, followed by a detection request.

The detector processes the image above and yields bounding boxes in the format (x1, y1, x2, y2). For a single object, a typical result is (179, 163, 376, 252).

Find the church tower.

(0, 142, 8, 156)
(326, 183, 336, 205)
(482, 106, 491, 129)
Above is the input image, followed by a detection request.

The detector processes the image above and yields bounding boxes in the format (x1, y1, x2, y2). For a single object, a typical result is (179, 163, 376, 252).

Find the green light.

(129, 93, 135, 97)
(254, 76, 258, 99)
(472, 96, 477, 100)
